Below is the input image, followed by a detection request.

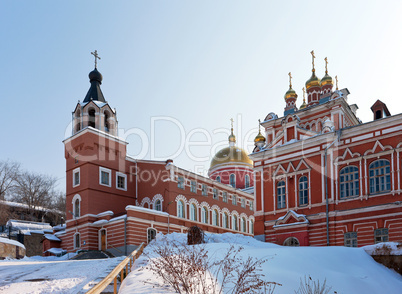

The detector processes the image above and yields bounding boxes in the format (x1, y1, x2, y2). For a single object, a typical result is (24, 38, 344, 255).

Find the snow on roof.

(53, 224, 66, 231)
(0, 200, 63, 215)
(126, 205, 169, 216)
(0, 237, 26, 249)
(45, 248, 67, 255)
(97, 211, 113, 217)
(92, 220, 109, 226)
(6, 220, 52, 235)
(109, 215, 127, 222)
(363, 242, 402, 255)
(43, 234, 61, 242)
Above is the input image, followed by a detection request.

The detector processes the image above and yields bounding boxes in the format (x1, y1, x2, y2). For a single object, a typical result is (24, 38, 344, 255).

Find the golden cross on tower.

(311, 50, 316, 71)
(91, 50, 101, 68)
(324, 57, 328, 74)
(335, 75, 339, 90)
(288, 72, 292, 88)
(258, 119, 261, 131)
(302, 87, 306, 99)
(230, 118, 234, 130)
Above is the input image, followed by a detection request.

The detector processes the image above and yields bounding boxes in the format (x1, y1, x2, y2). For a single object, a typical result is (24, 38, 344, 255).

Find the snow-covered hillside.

(120, 233, 402, 294)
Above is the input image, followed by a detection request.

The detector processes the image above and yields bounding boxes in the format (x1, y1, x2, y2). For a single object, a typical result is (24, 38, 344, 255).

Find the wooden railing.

(86, 243, 145, 294)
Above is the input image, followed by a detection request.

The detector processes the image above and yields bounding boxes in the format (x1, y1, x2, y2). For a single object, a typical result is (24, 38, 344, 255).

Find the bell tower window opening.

(104, 111, 110, 132)
(88, 109, 96, 128)
(75, 109, 81, 133)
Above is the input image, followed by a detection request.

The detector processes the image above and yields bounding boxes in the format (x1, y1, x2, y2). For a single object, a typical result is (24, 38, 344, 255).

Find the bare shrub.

(187, 226, 204, 245)
(295, 275, 335, 294)
(143, 237, 279, 294)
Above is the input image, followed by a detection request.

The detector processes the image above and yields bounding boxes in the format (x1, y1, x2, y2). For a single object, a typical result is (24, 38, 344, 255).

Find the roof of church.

(83, 68, 106, 103)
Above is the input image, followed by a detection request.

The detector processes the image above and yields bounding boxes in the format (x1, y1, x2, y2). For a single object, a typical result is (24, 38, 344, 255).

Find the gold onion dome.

(305, 71, 321, 89)
(320, 73, 333, 87)
(284, 87, 298, 100)
(254, 130, 266, 143)
(300, 99, 307, 109)
(210, 146, 253, 169)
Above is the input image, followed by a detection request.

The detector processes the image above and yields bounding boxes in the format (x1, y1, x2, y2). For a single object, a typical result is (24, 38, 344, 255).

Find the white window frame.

(177, 200, 185, 218)
(213, 188, 218, 200)
(154, 199, 162, 211)
(223, 192, 228, 203)
(212, 210, 219, 226)
(190, 180, 197, 193)
(190, 203, 197, 221)
(147, 227, 157, 244)
(73, 167, 80, 187)
(116, 172, 127, 191)
(201, 207, 208, 224)
(201, 184, 208, 196)
(99, 167, 112, 187)
(344, 232, 357, 247)
(178, 176, 185, 190)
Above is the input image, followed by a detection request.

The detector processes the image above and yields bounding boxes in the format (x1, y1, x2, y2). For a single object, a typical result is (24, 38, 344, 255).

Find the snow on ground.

(0, 254, 124, 294)
(120, 233, 402, 294)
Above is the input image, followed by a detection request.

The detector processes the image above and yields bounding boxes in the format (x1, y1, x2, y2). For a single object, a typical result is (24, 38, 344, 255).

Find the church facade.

(250, 53, 402, 247)
(58, 59, 255, 255)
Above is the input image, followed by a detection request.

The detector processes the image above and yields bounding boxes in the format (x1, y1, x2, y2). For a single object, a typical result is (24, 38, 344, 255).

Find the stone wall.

(0, 241, 25, 259)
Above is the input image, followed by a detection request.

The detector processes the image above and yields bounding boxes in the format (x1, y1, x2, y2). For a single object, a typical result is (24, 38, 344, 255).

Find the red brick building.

(250, 53, 402, 247)
(57, 65, 254, 255)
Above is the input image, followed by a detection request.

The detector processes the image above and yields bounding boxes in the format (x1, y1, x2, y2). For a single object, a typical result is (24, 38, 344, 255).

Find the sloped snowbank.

(120, 233, 402, 294)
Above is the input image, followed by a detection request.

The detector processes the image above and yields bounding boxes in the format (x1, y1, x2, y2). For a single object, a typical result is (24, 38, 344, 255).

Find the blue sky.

(1, 1, 402, 191)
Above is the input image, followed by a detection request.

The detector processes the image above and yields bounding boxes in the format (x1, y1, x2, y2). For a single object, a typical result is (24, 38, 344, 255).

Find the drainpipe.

(124, 215, 127, 255)
(324, 130, 341, 246)
(135, 160, 138, 203)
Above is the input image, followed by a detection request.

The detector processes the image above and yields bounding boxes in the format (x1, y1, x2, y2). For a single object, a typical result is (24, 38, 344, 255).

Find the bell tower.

(72, 50, 118, 136)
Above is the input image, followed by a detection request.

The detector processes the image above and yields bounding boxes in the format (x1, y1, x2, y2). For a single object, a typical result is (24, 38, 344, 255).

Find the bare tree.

(11, 171, 57, 219)
(0, 160, 20, 200)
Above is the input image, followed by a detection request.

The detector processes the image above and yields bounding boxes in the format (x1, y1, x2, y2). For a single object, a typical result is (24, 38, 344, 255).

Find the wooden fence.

(86, 243, 145, 294)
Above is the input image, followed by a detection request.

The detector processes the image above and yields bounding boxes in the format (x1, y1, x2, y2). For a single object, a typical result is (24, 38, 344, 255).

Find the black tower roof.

(83, 68, 106, 103)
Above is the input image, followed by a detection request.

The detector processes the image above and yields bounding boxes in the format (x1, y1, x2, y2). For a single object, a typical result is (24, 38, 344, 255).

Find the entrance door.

(100, 229, 106, 251)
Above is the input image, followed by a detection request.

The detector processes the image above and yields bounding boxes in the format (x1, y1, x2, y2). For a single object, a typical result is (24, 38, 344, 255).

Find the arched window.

(177, 201, 185, 218)
(147, 228, 157, 244)
(232, 215, 238, 230)
(72, 194, 81, 218)
(340, 166, 359, 198)
(74, 233, 81, 249)
(241, 217, 246, 232)
(249, 220, 254, 234)
(154, 200, 162, 211)
(299, 176, 308, 205)
(190, 204, 197, 221)
(229, 174, 236, 188)
(216, 176, 221, 183)
(88, 109, 96, 128)
(245, 175, 250, 188)
(202, 207, 208, 224)
(74, 199, 80, 218)
(283, 237, 300, 246)
(223, 213, 229, 228)
(277, 181, 286, 209)
(369, 159, 391, 194)
(212, 210, 218, 226)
